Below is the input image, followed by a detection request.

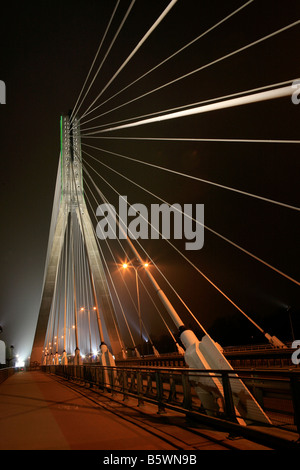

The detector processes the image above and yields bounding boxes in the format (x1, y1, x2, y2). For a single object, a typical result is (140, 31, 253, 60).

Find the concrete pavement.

(0, 370, 177, 450)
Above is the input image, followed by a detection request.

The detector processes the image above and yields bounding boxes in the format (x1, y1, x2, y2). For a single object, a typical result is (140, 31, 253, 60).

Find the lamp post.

(122, 261, 149, 357)
(80, 306, 97, 361)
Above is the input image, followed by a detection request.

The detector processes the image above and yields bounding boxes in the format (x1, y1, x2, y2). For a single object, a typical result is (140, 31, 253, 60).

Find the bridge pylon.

(30, 114, 125, 365)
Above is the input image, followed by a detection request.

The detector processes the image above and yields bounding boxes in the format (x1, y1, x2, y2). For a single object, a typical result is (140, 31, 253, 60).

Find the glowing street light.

(122, 262, 149, 270)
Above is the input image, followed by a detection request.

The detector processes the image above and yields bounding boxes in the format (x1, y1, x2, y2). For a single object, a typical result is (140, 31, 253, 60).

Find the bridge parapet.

(42, 363, 300, 448)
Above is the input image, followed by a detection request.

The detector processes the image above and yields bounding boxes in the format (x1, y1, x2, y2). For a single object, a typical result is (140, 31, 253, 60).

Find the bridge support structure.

(30, 114, 125, 365)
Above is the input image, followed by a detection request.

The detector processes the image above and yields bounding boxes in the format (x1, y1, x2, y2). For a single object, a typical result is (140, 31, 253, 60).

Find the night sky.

(0, 0, 299, 362)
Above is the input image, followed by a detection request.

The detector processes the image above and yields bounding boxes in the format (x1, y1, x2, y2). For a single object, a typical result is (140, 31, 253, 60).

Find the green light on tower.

(60, 116, 63, 201)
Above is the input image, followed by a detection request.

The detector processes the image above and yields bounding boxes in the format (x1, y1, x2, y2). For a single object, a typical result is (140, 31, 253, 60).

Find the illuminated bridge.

(1, 0, 300, 452)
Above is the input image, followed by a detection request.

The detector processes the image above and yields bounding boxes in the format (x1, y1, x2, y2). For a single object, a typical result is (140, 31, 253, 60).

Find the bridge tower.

(30, 114, 124, 364)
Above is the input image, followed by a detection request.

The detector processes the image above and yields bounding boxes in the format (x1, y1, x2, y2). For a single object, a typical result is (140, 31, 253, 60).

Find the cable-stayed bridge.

(4, 0, 300, 449)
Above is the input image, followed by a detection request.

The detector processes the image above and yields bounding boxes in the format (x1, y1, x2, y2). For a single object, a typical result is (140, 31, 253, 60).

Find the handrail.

(41, 363, 300, 446)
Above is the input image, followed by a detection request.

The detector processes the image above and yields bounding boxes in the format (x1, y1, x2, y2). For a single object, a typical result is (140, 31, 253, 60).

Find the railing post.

(95, 366, 100, 389)
(181, 371, 192, 410)
(129, 371, 136, 393)
(110, 367, 117, 396)
(155, 370, 166, 414)
(98, 366, 104, 390)
(289, 373, 300, 438)
(90, 365, 95, 388)
(137, 370, 144, 407)
(103, 366, 110, 390)
(221, 372, 238, 423)
(85, 365, 92, 387)
(122, 370, 129, 401)
(249, 372, 264, 408)
(146, 371, 154, 396)
(168, 372, 177, 402)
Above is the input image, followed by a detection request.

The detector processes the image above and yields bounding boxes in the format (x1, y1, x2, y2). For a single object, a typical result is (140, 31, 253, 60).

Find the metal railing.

(42, 364, 300, 445)
(223, 343, 292, 352)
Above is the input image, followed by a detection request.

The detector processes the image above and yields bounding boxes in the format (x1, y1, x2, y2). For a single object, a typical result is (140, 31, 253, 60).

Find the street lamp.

(122, 261, 149, 357)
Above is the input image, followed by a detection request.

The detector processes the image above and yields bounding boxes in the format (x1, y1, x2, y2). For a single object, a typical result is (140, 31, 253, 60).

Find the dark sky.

(0, 0, 299, 361)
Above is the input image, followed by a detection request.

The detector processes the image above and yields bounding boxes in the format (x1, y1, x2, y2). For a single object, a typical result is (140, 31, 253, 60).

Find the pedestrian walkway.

(0, 370, 177, 450)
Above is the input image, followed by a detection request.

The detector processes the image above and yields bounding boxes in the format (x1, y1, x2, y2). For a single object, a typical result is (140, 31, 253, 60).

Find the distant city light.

(16, 359, 25, 368)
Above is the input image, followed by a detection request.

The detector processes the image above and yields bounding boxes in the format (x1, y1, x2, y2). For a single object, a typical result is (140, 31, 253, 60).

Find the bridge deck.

(0, 370, 272, 451)
(0, 370, 178, 450)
